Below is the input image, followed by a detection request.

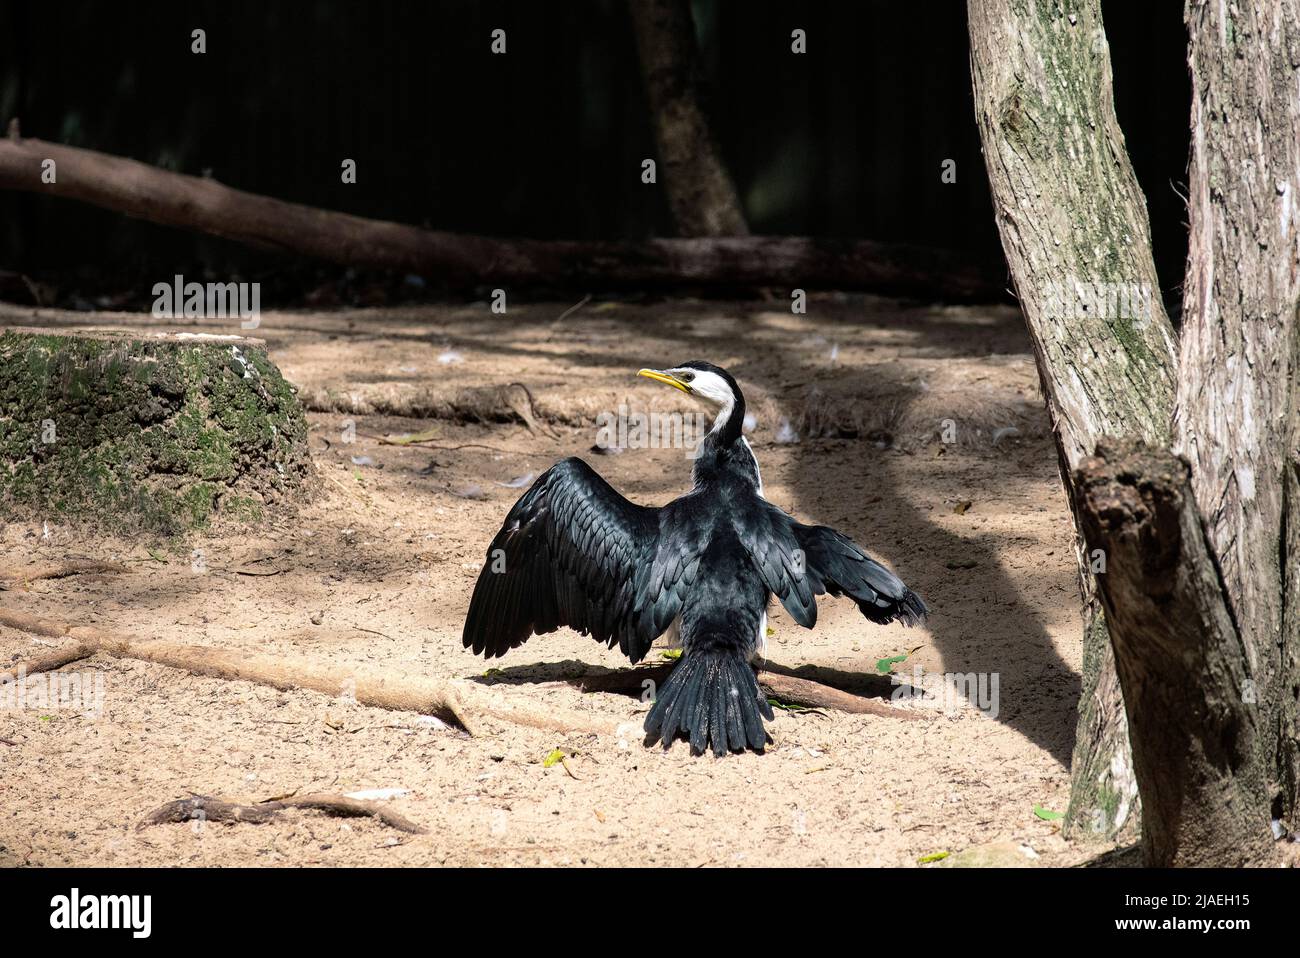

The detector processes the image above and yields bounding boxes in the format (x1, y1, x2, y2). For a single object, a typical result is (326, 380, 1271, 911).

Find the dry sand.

(0, 295, 1110, 867)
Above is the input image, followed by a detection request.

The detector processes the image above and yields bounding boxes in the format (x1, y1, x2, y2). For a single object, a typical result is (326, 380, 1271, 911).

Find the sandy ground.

(0, 294, 1112, 867)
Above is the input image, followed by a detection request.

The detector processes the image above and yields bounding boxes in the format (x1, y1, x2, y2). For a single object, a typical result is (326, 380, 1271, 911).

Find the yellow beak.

(637, 368, 691, 393)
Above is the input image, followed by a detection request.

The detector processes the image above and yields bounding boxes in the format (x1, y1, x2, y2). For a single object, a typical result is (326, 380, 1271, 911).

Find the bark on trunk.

(0, 134, 999, 300)
(1076, 441, 1278, 866)
(1173, 0, 1300, 838)
(628, 0, 749, 236)
(967, 0, 1178, 840)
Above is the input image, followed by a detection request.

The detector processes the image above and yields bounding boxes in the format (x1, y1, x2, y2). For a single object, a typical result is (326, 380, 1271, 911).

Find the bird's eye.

(680, 372, 695, 383)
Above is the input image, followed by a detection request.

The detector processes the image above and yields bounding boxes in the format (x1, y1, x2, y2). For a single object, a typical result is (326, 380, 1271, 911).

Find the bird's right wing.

(462, 457, 679, 663)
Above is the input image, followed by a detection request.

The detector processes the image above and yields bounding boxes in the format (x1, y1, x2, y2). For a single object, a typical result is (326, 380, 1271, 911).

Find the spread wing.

(462, 457, 686, 663)
(736, 503, 928, 629)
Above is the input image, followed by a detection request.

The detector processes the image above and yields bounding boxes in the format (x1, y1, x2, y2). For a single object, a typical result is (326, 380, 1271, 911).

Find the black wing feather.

(794, 523, 928, 625)
(736, 503, 928, 628)
(462, 457, 677, 662)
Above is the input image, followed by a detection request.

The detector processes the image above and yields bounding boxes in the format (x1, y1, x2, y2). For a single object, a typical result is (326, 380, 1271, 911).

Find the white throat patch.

(669, 368, 735, 435)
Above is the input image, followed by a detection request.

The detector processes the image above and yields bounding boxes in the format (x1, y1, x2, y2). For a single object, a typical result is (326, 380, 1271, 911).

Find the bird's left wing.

(791, 522, 928, 626)
(736, 502, 927, 629)
(462, 457, 669, 662)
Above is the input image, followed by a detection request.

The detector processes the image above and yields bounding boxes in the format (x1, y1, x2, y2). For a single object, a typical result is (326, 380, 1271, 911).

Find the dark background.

(0, 0, 1191, 302)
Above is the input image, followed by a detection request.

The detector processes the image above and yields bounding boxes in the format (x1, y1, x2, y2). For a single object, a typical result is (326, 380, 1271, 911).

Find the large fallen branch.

(0, 131, 1001, 301)
(0, 560, 128, 590)
(574, 662, 925, 720)
(0, 608, 921, 739)
(139, 793, 426, 834)
(0, 608, 616, 737)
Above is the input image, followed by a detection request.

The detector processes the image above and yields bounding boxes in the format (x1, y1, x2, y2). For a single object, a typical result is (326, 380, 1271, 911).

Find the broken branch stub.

(1074, 440, 1278, 866)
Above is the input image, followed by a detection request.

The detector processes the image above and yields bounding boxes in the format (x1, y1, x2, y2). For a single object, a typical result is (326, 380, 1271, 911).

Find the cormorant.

(462, 362, 928, 756)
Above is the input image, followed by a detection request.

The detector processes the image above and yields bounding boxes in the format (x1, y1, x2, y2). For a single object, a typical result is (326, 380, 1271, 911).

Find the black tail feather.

(644, 650, 773, 756)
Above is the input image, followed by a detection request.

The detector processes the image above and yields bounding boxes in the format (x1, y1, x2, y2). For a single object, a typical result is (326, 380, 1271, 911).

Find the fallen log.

(0, 560, 129, 590)
(0, 132, 1002, 301)
(0, 608, 484, 735)
(0, 607, 923, 742)
(139, 793, 426, 834)
(573, 661, 926, 720)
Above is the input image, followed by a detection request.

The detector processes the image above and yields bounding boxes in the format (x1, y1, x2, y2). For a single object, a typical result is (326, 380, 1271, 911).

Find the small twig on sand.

(370, 431, 522, 456)
(501, 382, 559, 438)
(139, 793, 426, 834)
(545, 294, 592, 339)
(351, 625, 398, 641)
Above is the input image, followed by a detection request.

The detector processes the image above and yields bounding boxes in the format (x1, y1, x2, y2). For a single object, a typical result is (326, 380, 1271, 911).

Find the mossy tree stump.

(0, 327, 313, 536)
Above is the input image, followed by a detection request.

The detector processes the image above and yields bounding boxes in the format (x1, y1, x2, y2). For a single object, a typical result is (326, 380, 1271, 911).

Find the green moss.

(220, 494, 265, 523)
(1063, 611, 1141, 842)
(0, 330, 313, 539)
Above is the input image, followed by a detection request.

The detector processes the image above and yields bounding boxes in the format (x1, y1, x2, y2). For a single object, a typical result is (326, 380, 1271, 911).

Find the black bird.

(462, 362, 927, 756)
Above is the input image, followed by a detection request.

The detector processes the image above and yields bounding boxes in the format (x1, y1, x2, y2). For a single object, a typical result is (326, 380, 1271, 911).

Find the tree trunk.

(967, 0, 1178, 840)
(1169, 0, 1300, 846)
(627, 0, 748, 236)
(1076, 441, 1279, 866)
(0, 134, 999, 301)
